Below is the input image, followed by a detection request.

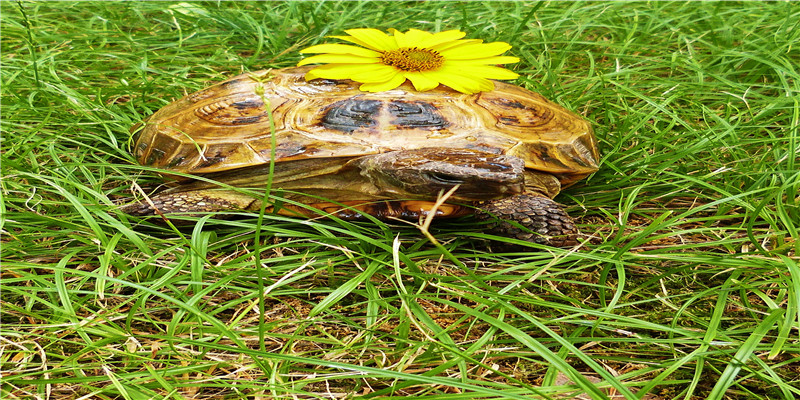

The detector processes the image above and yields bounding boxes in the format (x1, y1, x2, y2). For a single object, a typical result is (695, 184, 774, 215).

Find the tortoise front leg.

(121, 189, 259, 217)
(478, 193, 579, 248)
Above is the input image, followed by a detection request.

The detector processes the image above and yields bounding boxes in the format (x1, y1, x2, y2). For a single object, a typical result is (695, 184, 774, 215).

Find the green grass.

(2, 1, 799, 399)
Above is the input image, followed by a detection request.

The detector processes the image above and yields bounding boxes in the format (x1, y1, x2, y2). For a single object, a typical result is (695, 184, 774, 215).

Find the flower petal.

(418, 30, 467, 48)
(389, 28, 409, 48)
(349, 65, 399, 82)
(426, 68, 495, 94)
(305, 64, 389, 80)
(359, 73, 407, 92)
(439, 41, 513, 60)
(403, 29, 434, 44)
(453, 56, 520, 65)
(405, 71, 441, 91)
(461, 75, 495, 92)
(298, 53, 379, 66)
(445, 62, 519, 80)
(329, 34, 398, 52)
(342, 28, 396, 51)
(300, 43, 381, 57)
(328, 35, 372, 50)
(430, 38, 483, 52)
(420, 70, 471, 93)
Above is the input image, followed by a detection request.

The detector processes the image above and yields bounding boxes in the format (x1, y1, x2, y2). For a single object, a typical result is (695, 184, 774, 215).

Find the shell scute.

(141, 128, 183, 166)
(388, 100, 450, 130)
(319, 98, 382, 133)
(476, 91, 554, 129)
(145, 148, 167, 166)
(194, 96, 281, 126)
(195, 154, 227, 169)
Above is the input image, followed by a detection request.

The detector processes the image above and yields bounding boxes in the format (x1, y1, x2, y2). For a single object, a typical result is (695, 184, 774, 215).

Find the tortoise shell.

(132, 66, 598, 187)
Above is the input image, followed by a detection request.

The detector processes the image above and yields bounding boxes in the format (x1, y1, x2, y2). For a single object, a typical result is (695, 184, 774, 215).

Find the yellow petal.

(328, 35, 372, 50)
(403, 29, 434, 44)
(454, 56, 520, 65)
(359, 74, 407, 92)
(462, 75, 495, 92)
(405, 71, 440, 91)
(427, 68, 495, 94)
(421, 70, 471, 93)
(418, 30, 467, 48)
(300, 43, 381, 57)
(342, 28, 396, 51)
(439, 41, 513, 60)
(297, 53, 379, 66)
(389, 28, 409, 48)
(445, 62, 519, 80)
(305, 64, 388, 80)
(349, 65, 399, 82)
(430, 38, 483, 52)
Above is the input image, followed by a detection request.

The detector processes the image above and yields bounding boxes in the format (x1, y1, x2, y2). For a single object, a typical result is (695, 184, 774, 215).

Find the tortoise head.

(355, 148, 525, 201)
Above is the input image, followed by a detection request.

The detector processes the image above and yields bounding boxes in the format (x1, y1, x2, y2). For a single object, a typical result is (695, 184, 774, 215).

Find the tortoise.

(123, 66, 599, 247)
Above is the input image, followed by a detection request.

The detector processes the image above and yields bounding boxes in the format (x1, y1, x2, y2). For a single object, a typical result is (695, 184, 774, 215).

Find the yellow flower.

(297, 28, 519, 94)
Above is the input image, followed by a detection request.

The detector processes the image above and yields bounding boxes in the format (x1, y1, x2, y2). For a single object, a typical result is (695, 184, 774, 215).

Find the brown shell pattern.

(132, 66, 599, 185)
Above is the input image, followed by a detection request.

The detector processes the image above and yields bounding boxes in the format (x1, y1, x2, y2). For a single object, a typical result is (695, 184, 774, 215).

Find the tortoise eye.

(427, 172, 464, 184)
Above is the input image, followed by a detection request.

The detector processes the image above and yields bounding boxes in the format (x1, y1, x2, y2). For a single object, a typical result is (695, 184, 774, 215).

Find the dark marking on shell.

(145, 148, 166, 166)
(166, 156, 187, 168)
(259, 143, 309, 160)
(388, 101, 450, 130)
(501, 99, 527, 109)
(477, 93, 553, 127)
(499, 116, 520, 124)
(538, 145, 552, 163)
(320, 98, 381, 133)
(195, 96, 268, 125)
(231, 99, 262, 110)
(196, 155, 227, 169)
(530, 142, 569, 169)
(135, 142, 149, 159)
(221, 77, 245, 89)
(229, 115, 264, 125)
(498, 99, 528, 110)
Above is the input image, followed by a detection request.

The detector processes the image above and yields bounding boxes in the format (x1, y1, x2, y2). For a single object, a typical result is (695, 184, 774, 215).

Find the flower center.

(381, 47, 444, 72)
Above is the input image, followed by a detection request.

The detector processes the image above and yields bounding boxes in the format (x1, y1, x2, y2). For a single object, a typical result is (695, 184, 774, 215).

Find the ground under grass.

(2, 1, 799, 399)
